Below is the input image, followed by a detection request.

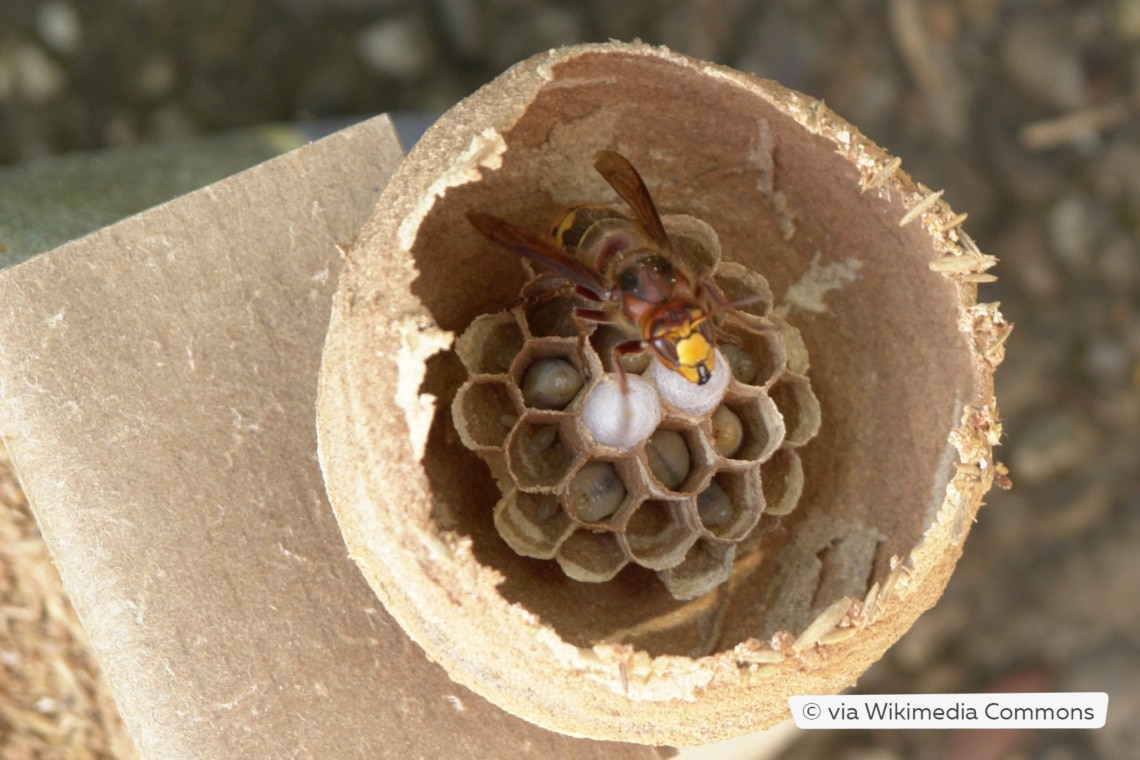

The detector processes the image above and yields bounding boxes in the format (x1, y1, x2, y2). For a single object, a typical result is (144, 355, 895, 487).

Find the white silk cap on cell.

(650, 348, 731, 416)
(581, 374, 662, 449)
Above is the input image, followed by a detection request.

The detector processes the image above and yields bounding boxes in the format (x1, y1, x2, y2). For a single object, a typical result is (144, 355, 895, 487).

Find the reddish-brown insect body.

(468, 150, 757, 390)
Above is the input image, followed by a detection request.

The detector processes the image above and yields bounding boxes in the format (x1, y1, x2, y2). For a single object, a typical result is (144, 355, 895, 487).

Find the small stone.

(12, 43, 66, 103)
(35, 1, 82, 55)
(1046, 194, 1104, 271)
(137, 55, 177, 99)
(357, 16, 432, 78)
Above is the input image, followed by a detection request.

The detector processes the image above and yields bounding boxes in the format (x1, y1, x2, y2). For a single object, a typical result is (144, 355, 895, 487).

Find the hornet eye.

(652, 336, 679, 364)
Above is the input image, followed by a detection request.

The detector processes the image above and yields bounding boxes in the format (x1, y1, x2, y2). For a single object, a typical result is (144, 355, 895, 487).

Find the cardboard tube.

(318, 43, 1008, 746)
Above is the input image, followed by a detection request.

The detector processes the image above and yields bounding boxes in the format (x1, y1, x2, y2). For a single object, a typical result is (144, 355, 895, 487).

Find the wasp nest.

(317, 41, 1007, 746)
(452, 219, 819, 600)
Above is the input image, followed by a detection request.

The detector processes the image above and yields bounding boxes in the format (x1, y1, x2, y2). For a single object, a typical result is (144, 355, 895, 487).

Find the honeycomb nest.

(452, 215, 820, 600)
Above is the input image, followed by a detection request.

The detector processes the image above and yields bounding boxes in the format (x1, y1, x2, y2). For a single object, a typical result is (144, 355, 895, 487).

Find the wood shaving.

(0, 444, 136, 760)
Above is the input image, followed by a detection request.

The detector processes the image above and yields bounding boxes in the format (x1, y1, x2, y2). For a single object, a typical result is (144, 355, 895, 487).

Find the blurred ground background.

(2, 1, 1139, 758)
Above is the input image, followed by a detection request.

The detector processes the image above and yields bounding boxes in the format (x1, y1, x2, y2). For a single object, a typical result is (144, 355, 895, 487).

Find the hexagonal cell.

(623, 498, 700, 570)
(505, 415, 580, 490)
(775, 315, 811, 375)
(590, 324, 651, 376)
(644, 424, 715, 495)
(657, 538, 736, 601)
(697, 468, 764, 541)
(452, 378, 521, 451)
(712, 396, 784, 464)
(760, 447, 805, 517)
(644, 428, 688, 490)
(661, 214, 721, 275)
(509, 340, 589, 411)
(718, 314, 787, 388)
(454, 311, 525, 376)
(562, 458, 637, 526)
(520, 357, 585, 410)
(710, 405, 744, 458)
(769, 372, 822, 447)
(522, 292, 579, 338)
(714, 261, 774, 319)
(555, 529, 628, 582)
(493, 489, 574, 559)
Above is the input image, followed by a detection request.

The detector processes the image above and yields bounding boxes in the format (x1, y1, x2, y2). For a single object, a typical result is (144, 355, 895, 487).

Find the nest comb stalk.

(316, 42, 1008, 746)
